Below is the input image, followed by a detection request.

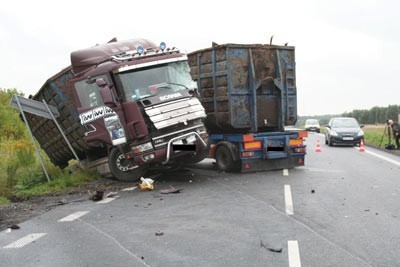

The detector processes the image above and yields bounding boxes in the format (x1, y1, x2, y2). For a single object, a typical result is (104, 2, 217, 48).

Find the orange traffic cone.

(315, 139, 321, 152)
(359, 139, 365, 152)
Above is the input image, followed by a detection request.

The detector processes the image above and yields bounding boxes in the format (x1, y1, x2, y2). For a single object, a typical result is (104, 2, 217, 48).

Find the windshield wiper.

(158, 82, 188, 90)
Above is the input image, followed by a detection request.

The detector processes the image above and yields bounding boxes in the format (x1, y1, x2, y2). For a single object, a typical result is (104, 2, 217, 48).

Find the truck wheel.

(215, 145, 238, 172)
(108, 147, 147, 182)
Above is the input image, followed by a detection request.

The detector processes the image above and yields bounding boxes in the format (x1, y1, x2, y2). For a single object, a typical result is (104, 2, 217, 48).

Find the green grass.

(0, 197, 10, 204)
(363, 125, 387, 147)
(14, 168, 96, 198)
(0, 88, 98, 201)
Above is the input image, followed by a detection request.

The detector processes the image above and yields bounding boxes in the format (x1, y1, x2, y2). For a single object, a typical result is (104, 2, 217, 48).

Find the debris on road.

(139, 177, 154, 191)
(9, 224, 20, 230)
(311, 189, 315, 193)
(160, 186, 183, 194)
(155, 231, 164, 236)
(260, 240, 282, 253)
(88, 190, 104, 201)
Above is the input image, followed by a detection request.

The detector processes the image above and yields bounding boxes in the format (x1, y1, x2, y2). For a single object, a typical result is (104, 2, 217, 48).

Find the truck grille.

(144, 97, 206, 129)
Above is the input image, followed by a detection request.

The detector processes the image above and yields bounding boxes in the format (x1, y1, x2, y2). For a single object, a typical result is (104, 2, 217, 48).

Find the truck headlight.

(132, 142, 153, 153)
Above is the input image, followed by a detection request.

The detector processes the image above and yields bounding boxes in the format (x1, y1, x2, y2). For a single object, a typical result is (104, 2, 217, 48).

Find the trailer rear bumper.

(240, 154, 305, 172)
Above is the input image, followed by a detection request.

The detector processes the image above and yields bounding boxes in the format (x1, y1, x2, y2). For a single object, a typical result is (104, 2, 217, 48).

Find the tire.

(325, 138, 328, 145)
(215, 145, 239, 172)
(328, 138, 333, 147)
(108, 147, 147, 182)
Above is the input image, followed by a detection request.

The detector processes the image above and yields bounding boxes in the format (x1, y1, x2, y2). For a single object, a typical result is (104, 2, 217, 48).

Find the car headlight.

(357, 130, 364, 136)
(330, 130, 339, 136)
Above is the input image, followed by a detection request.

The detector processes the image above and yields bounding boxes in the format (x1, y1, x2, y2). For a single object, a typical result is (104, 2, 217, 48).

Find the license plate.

(343, 137, 354, 141)
(173, 134, 196, 145)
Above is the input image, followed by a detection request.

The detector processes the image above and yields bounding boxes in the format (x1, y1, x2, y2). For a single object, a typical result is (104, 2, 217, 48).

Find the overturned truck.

(26, 38, 208, 181)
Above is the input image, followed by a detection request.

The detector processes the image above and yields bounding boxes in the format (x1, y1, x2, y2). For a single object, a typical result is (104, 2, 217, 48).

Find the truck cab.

(28, 38, 208, 181)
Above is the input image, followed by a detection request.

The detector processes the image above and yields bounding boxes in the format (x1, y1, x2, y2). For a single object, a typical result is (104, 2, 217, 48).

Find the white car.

(305, 119, 320, 133)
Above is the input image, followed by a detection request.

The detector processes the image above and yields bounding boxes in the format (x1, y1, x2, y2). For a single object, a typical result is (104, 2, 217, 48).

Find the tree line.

(297, 105, 400, 126)
(342, 105, 400, 125)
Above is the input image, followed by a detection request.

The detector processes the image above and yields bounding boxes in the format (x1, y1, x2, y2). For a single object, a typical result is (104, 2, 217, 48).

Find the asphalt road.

(1, 132, 400, 267)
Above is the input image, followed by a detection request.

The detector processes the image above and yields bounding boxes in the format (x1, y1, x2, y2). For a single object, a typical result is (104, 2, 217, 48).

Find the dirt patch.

(0, 178, 135, 232)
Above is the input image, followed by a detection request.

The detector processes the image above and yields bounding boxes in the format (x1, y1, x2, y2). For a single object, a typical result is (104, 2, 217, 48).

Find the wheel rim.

(116, 153, 136, 172)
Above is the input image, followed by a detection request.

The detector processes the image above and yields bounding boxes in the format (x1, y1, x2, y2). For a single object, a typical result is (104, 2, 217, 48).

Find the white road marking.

(360, 149, 400, 167)
(288, 240, 302, 267)
(3, 233, 47, 249)
(58, 211, 89, 222)
(213, 179, 373, 267)
(316, 133, 325, 138)
(284, 185, 294, 215)
(97, 197, 117, 204)
(283, 169, 289, 176)
(122, 186, 138, 191)
(300, 167, 344, 173)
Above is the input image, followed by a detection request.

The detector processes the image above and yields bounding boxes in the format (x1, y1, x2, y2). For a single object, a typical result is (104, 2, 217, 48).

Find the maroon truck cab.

(28, 38, 208, 181)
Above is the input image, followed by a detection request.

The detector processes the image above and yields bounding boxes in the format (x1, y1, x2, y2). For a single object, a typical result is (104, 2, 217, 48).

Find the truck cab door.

(74, 76, 128, 146)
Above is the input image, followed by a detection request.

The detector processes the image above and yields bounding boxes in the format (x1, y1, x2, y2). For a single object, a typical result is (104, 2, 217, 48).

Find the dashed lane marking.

(300, 167, 344, 173)
(122, 186, 138, 191)
(284, 185, 294, 215)
(288, 240, 302, 267)
(58, 211, 89, 222)
(283, 169, 289, 176)
(97, 197, 117, 204)
(3, 233, 47, 249)
(212, 179, 373, 267)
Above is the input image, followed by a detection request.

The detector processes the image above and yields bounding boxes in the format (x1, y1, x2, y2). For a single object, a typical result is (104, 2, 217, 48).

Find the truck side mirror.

(96, 79, 116, 106)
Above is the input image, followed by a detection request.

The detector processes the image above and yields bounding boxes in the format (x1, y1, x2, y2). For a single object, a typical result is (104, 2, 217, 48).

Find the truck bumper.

(131, 132, 208, 166)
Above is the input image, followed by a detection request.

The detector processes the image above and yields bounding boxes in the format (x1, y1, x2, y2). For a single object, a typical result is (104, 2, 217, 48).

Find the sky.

(1, 0, 399, 116)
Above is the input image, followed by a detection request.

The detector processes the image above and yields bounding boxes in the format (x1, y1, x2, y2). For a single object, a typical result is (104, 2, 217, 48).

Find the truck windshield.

(117, 61, 196, 101)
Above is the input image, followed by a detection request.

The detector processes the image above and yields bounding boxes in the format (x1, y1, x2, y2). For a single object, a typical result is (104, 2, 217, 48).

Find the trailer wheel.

(215, 145, 238, 172)
(108, 147, 147, 182)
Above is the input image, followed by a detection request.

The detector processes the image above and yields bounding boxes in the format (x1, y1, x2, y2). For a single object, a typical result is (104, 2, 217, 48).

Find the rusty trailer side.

(188, 43, 297, 134)
(25, 67, 89, 168)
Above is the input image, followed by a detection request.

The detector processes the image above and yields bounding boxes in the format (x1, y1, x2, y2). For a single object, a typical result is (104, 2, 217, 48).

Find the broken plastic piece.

(260, 240, 282, 253)
(160, 186, 183, 194)
(139, 177, 154, 191)
(155, 231, 164, 236)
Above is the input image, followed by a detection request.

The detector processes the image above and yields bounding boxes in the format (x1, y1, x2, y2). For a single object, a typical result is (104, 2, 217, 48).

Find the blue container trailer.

(188, 43, 307, 172)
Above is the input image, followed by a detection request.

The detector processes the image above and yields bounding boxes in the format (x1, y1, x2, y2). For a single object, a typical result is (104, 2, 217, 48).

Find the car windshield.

(117, 61, 196, 101)
(306, 119, 319, 125)
(332, 118, 359, 128)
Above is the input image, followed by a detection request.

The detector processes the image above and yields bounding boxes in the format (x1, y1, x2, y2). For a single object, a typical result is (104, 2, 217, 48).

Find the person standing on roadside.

(388, 119, 400, 149)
